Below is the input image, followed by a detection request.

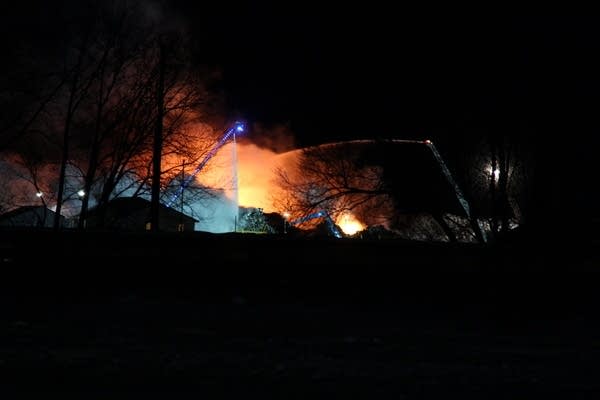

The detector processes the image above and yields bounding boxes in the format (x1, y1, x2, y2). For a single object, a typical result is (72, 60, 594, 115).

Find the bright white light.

(486, 166, 501, 180)
(77, 189, 85, 197)
(35, 191, 43, 197)
(283, 211, 290, 219)
(236, 124, 244, 132)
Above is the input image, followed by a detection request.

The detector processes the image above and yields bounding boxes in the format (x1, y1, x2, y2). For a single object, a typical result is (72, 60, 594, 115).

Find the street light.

(77, 189, 85, 197)
(35, 191, 43, 198)
(487, 166, 500, 181)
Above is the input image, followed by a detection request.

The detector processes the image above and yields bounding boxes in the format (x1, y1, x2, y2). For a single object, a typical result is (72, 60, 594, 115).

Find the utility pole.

(150, 38, 165, 232)
(180, 159, 185, 231)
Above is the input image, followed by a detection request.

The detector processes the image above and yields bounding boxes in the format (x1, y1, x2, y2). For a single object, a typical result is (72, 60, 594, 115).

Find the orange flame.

(190, 137, 368, 232)
(195, 141, 294, 212)
(336, 212, 365, 235)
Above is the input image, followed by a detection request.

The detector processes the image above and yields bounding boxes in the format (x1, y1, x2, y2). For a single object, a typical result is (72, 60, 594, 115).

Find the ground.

(1, 229, 599, 397)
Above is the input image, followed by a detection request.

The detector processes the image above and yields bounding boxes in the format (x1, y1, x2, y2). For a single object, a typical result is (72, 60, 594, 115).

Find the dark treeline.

(0, 0, 227, 229)
(1, 9, 597, 243)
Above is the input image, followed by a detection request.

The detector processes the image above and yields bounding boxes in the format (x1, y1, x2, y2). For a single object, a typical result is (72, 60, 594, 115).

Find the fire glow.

(195, 141, 290, 211)
(336, 213, 365, 235)
(195, 139, 367, 235)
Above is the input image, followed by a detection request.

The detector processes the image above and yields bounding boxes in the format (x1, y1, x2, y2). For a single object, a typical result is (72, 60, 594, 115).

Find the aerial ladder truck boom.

(289, 210, 343, 238)
(163, 121, 245, 208)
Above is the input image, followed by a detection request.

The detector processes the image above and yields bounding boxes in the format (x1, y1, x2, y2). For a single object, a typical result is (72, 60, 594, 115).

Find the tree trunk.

(488, 138, 498, 239)
(53, 99, 75, 230)
(498, 139, 511, 235)
(150, 39, 165, 232)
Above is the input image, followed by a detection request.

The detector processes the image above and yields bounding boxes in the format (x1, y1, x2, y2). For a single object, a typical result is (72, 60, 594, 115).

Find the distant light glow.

(236, 124, 244, 132)
(487, 167, 500, 180)
(283, 211, 290, 219)
(424, 139, 432, 144)
(35, 191, 43, 197)
(77, 189, 85, 197)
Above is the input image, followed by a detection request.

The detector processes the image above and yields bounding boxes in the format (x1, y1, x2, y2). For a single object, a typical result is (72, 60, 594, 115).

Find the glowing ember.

(336, 212, 365, 235)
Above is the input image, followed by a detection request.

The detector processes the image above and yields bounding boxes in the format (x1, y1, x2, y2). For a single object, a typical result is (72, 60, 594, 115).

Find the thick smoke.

(189, 190, 238, 233)
(244, 123, 296, 154)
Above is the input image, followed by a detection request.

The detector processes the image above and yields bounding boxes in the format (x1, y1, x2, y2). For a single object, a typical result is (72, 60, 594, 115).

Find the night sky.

(185, 10, 525, 144)
(183, 10, 600, 222)
(177, 8, 600, 219)
(4, 4, 600, 145)
(176, 10, 600, 145)
(2, 4, 599, 218)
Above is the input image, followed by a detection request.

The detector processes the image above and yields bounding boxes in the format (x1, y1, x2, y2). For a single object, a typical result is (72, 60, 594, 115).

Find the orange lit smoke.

(120, 111, 368, 235)
(195, 141, 293, 211)
(189, 138, 367, 235)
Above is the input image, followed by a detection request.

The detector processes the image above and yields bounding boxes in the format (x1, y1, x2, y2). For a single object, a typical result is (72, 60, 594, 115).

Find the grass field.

(1, 229, 598, 397)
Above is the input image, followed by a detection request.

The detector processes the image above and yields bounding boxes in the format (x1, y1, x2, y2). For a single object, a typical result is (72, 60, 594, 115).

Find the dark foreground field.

(1, 229, 599, 397)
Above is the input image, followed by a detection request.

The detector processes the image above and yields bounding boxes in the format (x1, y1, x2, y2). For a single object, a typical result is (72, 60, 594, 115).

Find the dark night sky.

(175, 10, 600, 146)
(176, 9, 600, 218)
(185, 10, 525, 144)
(2, 4, 599, 217)
(3, 3, 600, 147)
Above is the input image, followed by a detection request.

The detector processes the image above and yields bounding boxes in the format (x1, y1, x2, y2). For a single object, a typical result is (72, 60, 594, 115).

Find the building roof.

(0, 205, 58, 220)
(87, 197, 199, 222)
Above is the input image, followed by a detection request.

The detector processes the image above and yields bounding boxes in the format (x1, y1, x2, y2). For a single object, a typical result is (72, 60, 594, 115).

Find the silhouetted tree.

(449, 124, 533, 242)
(68, 5, 220, 230)
(275, 141, 474, 242)
(0, 1, 221, 229)
(275, 142, 393, 230)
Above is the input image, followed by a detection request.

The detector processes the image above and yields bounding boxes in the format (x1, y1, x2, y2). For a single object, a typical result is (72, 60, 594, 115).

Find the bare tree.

(274, 140, 485, 242)
(51, 23, 107, 229)
(0, 27, 66, 155)
(18, 2, 218, 229)
(452, 129, 532, 242)
(274, 142, 394, 231)
(0, 149, 58, 219)
(1, 1, 222, 231)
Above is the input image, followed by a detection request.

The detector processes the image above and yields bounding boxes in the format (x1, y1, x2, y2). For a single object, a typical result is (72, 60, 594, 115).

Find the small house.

(84, 197, 198, 232)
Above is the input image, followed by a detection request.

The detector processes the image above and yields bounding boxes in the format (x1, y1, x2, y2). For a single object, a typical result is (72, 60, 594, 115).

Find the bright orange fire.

(189, 137, 368, 232)
(196, 141, 295, 212)
(336, 212, 366, 235)
(235, 143, 290, 210)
